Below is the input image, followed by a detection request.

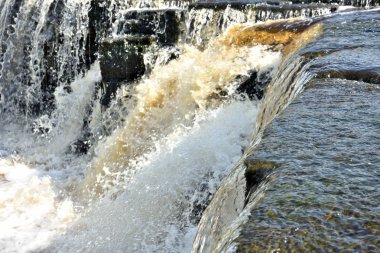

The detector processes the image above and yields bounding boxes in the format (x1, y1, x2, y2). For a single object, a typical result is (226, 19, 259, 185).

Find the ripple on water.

(237, 79, 380, 252)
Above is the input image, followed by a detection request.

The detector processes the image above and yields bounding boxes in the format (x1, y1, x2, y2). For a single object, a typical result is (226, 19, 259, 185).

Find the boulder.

(99, 35, 152, 83)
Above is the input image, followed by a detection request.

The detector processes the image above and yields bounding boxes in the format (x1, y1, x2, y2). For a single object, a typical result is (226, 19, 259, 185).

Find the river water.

(237, 79, 380, 252)
(192, 9, 380, 253)
(0, 2, 379, 253)
(233, 10, 380, 252)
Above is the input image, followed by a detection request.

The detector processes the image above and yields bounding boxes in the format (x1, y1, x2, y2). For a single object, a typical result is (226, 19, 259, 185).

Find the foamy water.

(1, 0, 377, 251)
(81, 41, 281, 196)
(0, 5, 311, 251)
(0, 37, 278, 251)
(0, 97, 258, 253)
(0, 158, 75, 253)
(48, 98, 258, 253)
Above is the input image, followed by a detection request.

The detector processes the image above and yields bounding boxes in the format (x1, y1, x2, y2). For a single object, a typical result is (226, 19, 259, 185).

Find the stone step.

(116, 9, 186, 45)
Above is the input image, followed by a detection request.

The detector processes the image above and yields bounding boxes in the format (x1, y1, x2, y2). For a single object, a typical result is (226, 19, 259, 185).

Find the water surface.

(237, 78, 380, 252)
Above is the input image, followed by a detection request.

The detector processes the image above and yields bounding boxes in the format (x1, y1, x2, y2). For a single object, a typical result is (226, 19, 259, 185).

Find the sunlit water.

(47, 99, 258, 253)
(191, 9, 380, 253)
(0, 15, 280, 252)
(233, 9, 380, 252)
(236, 79, 380, 252)
(0, 2, 379, 253)
(0, 98, 258, 253)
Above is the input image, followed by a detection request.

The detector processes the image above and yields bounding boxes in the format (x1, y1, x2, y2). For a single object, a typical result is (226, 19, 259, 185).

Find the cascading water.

(81, 41, 281, 196)
(186, 1, 334, 48)
(0, 0, 283, 250)
(0, 0, 93, 118)
(191, 20, 323, 253)
(1, 0, 379, 252)
(193, 9, 380, 253)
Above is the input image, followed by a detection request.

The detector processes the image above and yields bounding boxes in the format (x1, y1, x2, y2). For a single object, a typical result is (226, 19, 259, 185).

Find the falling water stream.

(0, 1, 379, 252)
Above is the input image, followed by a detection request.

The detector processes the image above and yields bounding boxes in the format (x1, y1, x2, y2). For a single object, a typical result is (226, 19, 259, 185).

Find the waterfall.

(0, 0, 92, 119)
(186, 2, 333, 48)
(0, 1, 377, 252)
(191, 21, 322, 253)
(80, 40, 281, 197)
(49, 18, 319, 253)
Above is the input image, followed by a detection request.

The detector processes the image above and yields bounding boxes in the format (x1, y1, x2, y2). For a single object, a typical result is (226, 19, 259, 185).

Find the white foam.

(50, 99, 258, 253)
(337, 5, 358, 12)
(81, 42, 281, 193)
(0, 3, 284, 250)
(34, 61, 101, 154)
(0, 159, 75, 253)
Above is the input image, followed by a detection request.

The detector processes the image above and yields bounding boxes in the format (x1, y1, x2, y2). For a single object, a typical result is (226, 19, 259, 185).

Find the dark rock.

(99, 35, 152, 106)
(33, 0, 115, 112)
(99, 8, 186, 107)
(39, 0, 95, 115)
(316, 69, 380, 84)
(87, 0, 114, 67)
(244, 158, 280, 199)
(70, 137, 92, 154)
(99, 35, 152, 83)
(117, 9, 186, 45)
(236, 70, 273, 100)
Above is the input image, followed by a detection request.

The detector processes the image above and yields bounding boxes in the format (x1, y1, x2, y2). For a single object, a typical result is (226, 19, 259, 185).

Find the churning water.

(0, 1, 379, 253)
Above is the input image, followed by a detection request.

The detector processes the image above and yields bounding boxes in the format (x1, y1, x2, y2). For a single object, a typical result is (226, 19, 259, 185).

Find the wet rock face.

(117, 9, 186, 45)
(99, 36, 152, 83)
(98, 9, 186, 106)
(87, 0, 114, 66)
(316, 69, 380, 84)
(1, 0, 71, 116)
(244, 158, 280, 199)
(236, 70, 273, 100)
(40, 0, 66, 115)
(99, 36, 152, 106)
(31, 0, 100, 115)
(36, 0, 117, 114)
